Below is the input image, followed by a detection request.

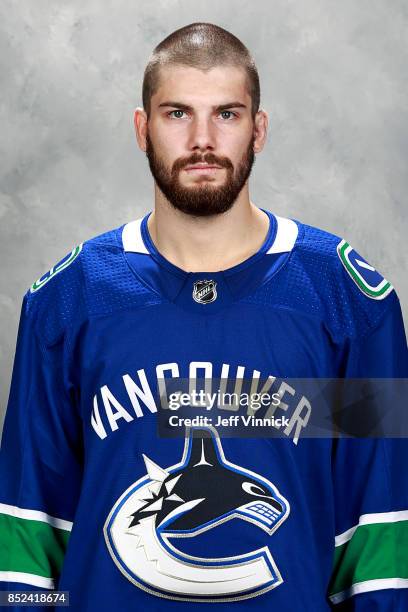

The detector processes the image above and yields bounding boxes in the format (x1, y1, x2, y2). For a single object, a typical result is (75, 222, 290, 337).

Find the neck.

(148, 188, 270, 273)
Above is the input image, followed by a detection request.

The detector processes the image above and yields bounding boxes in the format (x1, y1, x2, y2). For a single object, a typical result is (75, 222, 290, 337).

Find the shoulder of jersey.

(274, 217, 397, 340)
(24, 223, 156, 343)
(296, 220, 394, 296)
(27, 226, 118, 294)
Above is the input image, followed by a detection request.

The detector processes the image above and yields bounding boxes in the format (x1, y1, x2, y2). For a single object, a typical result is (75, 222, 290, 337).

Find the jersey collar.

(122, 208, 299, 312)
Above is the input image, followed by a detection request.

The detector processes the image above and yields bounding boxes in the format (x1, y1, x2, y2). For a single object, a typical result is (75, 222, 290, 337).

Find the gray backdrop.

(1, 1, 407, 429)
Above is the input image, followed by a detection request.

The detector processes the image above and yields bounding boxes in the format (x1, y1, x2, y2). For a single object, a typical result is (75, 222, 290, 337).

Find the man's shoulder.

(23, 222, 153, 344)
(27, 224, 122, 294)
(271, 215, 398, 341)
(295, 217, 394, 300)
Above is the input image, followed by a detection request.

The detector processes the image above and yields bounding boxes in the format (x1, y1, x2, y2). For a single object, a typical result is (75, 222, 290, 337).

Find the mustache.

(173, 154, 233, 173)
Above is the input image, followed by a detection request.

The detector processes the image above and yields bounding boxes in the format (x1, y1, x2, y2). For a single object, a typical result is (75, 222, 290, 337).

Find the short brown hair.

(142, 22, 260, 120)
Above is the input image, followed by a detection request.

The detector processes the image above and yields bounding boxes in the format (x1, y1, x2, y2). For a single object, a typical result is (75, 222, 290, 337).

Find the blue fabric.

(1, 211, 407, 610)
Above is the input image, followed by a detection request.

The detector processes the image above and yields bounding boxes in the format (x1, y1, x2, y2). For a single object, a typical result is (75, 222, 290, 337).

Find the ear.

(253, 109, 269, 154)
(134, 107, 148, 152)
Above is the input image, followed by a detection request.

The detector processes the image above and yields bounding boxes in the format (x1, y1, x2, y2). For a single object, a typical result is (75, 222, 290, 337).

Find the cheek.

(153, 127, 186, 159)
(153, 118, 187, 142)
(147, 133, 176, 166)
(220, 129, 253, 157)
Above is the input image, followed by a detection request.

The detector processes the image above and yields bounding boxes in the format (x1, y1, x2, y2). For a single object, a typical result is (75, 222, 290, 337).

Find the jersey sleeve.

(0, 292, 83, 594)
(328, 292, 408, 610)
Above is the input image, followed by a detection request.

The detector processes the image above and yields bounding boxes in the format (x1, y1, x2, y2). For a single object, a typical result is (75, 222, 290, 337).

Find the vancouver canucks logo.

(104, 427, 290, 602)
(192, 279, 217, 304)
(30, 244, 83, 293)
(337, 239, 393, 300)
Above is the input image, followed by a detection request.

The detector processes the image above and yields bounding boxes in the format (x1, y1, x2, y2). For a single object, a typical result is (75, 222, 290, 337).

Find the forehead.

(152, 64, 250, 107)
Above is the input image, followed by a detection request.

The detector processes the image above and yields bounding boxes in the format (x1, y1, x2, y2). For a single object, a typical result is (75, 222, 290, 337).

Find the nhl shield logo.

(192, 279, 217, 304)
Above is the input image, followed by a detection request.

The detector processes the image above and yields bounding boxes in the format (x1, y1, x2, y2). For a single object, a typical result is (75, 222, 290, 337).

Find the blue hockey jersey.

(1, 207, 407, 610)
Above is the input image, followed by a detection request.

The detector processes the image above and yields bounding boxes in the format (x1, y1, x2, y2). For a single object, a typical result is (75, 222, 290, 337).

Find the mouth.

(184, 164, 222, 174)
(238, 501, 283, 530)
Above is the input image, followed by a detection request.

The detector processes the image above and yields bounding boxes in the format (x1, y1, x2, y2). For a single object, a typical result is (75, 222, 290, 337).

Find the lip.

(184, 165, 222, 173)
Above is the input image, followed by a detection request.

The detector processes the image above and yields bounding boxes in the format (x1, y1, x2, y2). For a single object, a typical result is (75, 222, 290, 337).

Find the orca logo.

(192, 279, 217, 304)
(104, 426, 290, 602)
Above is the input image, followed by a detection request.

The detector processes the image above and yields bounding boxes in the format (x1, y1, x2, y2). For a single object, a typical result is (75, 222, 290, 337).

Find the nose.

(187, 115, 216, 152)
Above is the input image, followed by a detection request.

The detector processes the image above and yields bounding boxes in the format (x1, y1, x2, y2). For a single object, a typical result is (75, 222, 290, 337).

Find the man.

(0, 22, 407, 611)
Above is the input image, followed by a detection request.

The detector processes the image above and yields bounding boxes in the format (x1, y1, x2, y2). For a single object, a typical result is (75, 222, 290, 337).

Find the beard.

(145, 130, 256, 217)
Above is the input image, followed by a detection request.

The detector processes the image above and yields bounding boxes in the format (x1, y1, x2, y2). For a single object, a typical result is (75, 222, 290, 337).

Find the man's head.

(134, 23, 268, 217)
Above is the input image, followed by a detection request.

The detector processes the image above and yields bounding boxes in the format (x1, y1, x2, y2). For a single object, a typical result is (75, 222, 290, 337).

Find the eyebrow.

(158, 101, 247, 112)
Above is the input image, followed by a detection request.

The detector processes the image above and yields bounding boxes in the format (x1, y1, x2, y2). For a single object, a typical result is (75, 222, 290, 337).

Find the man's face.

(145, 65, 256, 217)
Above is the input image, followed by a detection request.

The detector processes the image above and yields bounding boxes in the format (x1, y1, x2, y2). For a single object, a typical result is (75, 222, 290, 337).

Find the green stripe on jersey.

(329, 519, 408, 599)
(0, 512, 71, 580)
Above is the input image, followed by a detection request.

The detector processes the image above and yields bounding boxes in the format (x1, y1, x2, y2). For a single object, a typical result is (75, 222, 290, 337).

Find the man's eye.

(168, 110, 186, 119)
(220, 110, 236, 120)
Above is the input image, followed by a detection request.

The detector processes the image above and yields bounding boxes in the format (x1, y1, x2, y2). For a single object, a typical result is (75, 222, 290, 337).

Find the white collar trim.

(267, 215, 298, 254)
(122, 218, 149, 254)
